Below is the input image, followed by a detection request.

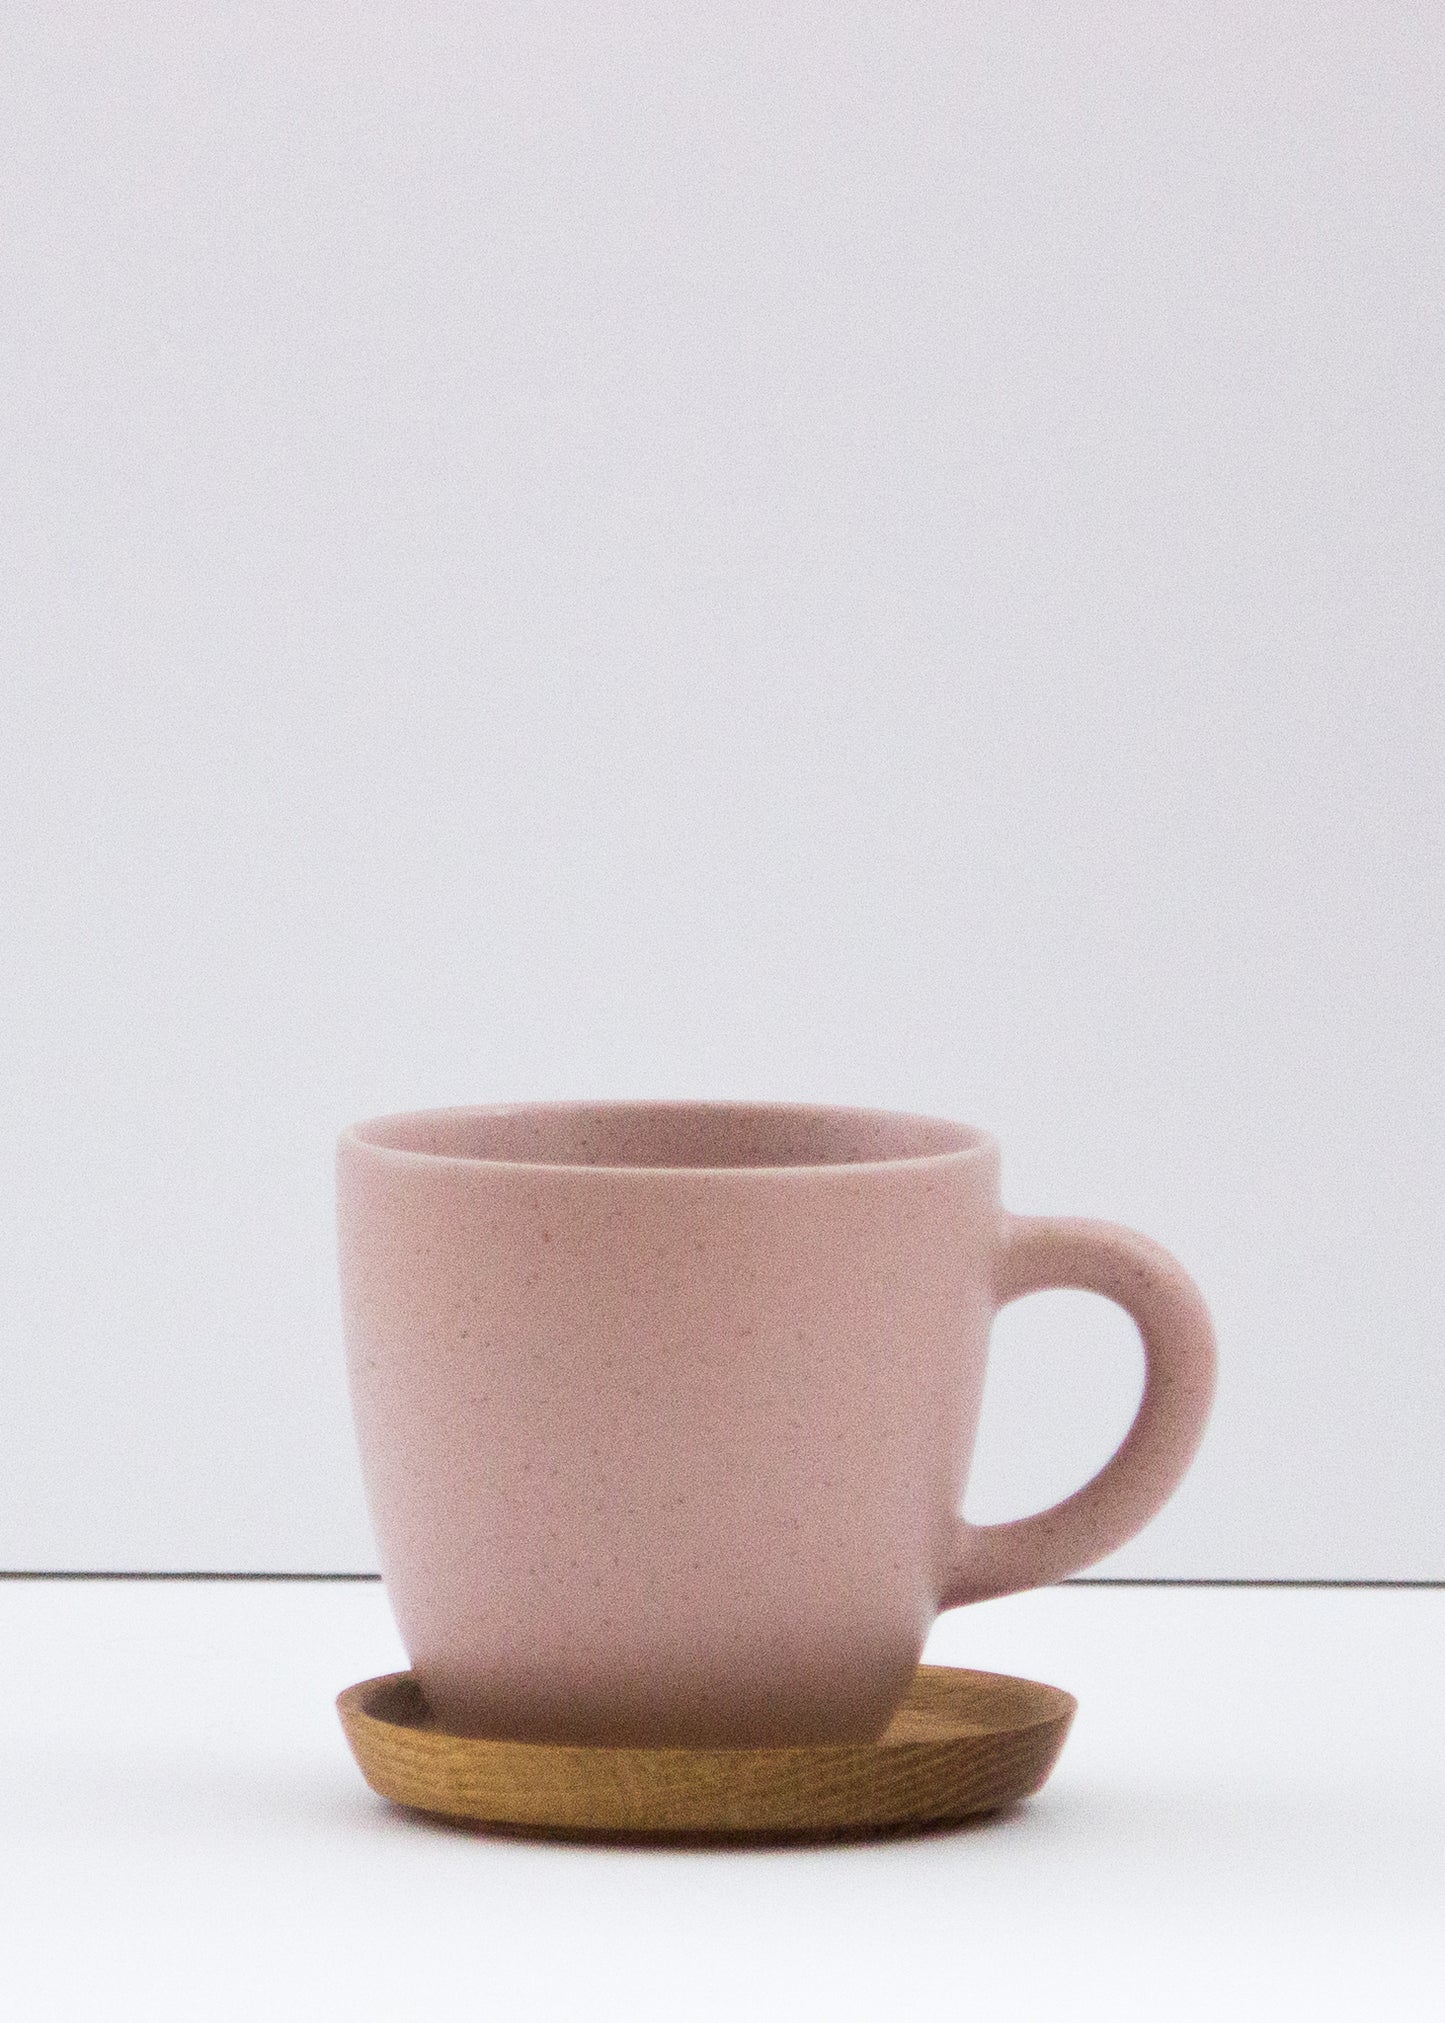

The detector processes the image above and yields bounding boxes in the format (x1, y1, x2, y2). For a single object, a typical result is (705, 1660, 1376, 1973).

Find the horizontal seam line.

(0, 1573, 1440, 1588)
(0, 1570, 385, 1581)
(1063, 1577, 1445, 1589)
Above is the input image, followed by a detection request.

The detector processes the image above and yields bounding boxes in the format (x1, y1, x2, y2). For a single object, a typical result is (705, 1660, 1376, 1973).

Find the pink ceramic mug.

(338, 1101, 1215, 1746)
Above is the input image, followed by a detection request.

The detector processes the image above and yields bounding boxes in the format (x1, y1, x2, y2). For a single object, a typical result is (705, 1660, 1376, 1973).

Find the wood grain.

(337, 1664, 1077, 1841)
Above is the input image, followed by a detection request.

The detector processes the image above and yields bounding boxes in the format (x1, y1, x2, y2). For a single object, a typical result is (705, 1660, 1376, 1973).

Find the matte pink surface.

(337, 1102, 1214, 1746)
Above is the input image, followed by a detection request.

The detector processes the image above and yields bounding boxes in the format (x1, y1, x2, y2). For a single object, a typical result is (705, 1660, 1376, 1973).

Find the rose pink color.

(337, 1101, 1215, 1746)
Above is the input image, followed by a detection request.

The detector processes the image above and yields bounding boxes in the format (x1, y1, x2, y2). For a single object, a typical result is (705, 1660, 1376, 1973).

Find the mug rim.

(340, 1100, 998, 1176)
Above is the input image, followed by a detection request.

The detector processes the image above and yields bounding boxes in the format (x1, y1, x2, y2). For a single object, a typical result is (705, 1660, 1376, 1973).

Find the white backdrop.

(2, 2, 1441, 1576)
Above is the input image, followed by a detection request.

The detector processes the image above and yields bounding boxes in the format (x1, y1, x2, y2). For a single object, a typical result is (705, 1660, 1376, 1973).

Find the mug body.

(337, 1101, 1002, 1745)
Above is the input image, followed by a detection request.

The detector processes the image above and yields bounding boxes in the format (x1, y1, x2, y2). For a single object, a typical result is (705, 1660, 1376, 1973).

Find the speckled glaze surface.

(337, 1102, 1215, 1746)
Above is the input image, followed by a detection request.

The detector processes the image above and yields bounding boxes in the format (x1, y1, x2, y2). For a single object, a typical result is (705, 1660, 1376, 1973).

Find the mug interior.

(347, 1101, 986, 1172)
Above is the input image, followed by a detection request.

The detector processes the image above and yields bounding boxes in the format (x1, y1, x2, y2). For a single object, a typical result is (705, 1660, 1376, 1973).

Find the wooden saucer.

(337, 1664, 1076, 1841)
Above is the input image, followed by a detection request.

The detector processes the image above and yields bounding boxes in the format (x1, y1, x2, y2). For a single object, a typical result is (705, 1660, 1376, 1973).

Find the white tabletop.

(0, 1578, 1438, 2020)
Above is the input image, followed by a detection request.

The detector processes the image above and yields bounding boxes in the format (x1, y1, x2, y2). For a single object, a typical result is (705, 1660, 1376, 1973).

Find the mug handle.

(941, 1214, 1217, 1607)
